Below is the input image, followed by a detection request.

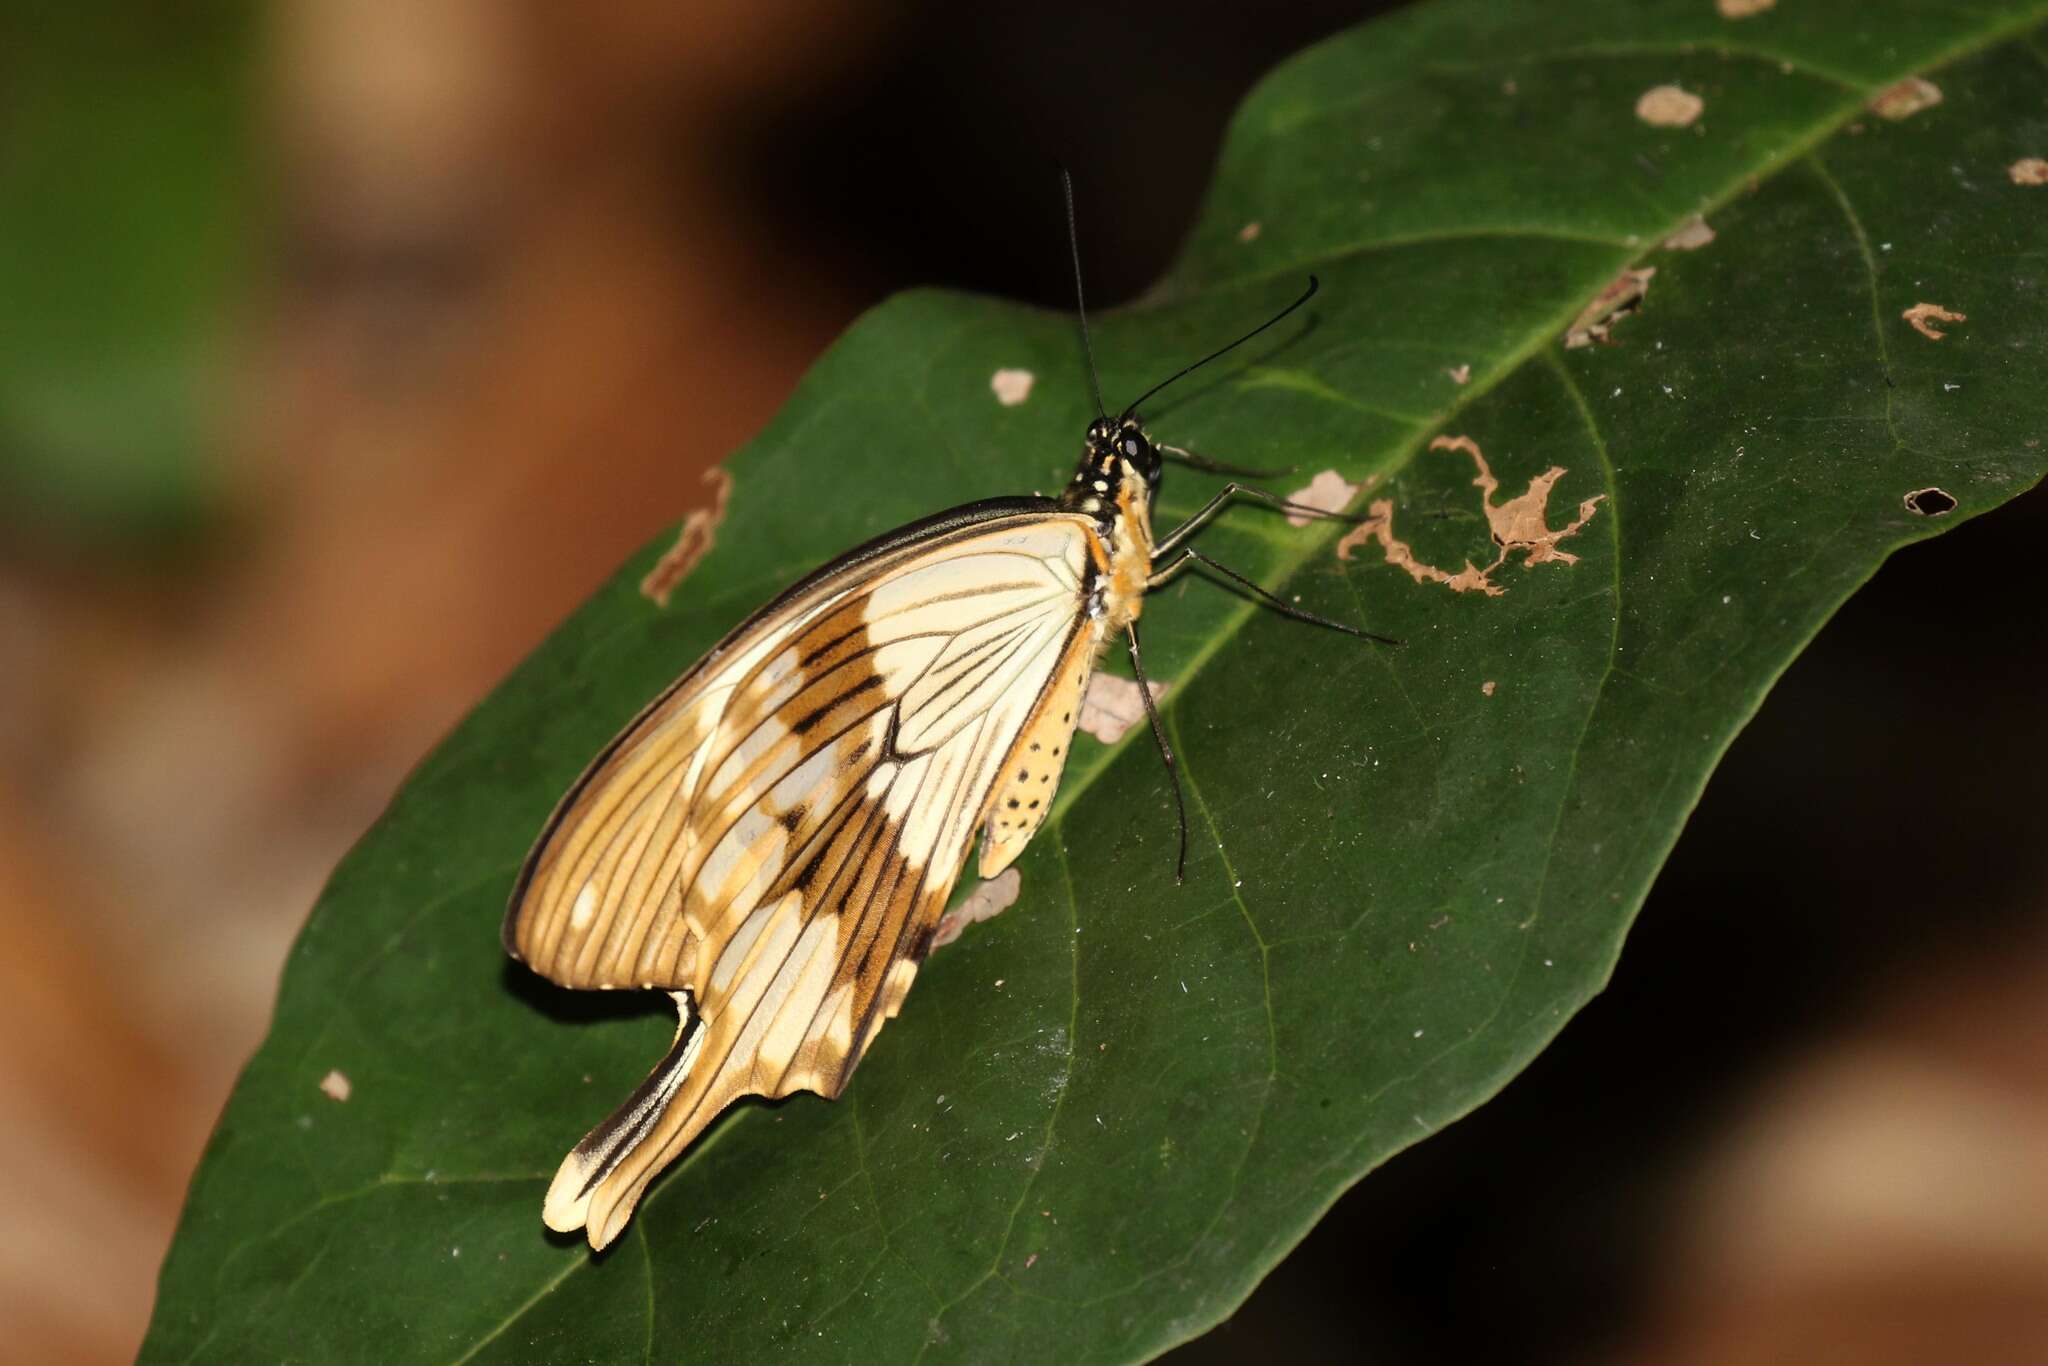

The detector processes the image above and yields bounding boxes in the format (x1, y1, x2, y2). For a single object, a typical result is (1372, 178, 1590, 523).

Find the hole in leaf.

(1903, 487, 1957, 516)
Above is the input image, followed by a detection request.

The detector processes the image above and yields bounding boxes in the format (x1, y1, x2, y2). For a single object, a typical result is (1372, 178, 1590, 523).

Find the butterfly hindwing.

(978, 621, 1098, 878)
(506, 505, 1106, 1247)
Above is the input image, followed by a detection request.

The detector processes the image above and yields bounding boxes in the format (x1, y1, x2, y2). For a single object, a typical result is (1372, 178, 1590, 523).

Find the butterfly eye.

(1121, 431, 1153, 464)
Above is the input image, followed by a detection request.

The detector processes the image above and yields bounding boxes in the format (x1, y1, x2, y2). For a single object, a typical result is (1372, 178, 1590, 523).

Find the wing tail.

(544, 990, 706, 1242)
(562, 889, 853, 1249)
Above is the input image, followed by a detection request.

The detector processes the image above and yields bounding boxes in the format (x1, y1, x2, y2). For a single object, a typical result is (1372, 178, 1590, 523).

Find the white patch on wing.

(880, 957, 919, 1019)
(720, 910, 830, 1086)
(860, 636, 943, 685)
(768, 743, 839, 812)
(755, 646, 802, 695)
(723, 828, 789, 931)
(821, 983, 854, 1053)
(710, 889, 799, 993)
(703, 712, 790, 807)
(883, 753, 943, 869)
(755, 912, 842, 1078)
(896, 607, 1070, 752)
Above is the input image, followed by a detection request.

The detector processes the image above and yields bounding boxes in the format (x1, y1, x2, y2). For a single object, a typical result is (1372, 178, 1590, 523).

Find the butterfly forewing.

(505, 505, 1107, 1247)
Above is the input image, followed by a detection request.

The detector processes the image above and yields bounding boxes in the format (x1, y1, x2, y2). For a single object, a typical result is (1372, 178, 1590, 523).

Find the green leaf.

(146, 2, 2048, 1361)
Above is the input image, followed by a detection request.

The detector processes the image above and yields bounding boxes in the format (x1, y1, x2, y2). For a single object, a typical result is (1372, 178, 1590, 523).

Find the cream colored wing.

(504, 506, 1103, 1248)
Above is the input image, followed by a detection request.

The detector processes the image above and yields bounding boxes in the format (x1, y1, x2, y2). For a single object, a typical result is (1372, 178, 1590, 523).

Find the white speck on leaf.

(1869, 76, 1942, 121)
(1284, 469, 1362, 525)
(934, 868, 1023, 949)
(1079, 673, 1168, 744)
(990, 368, 1035, 406)
(319, 1069, 352, 1102)
(1662, 215, 1715, 251)
(1635, 85, 1703, 128)
(1902, 302, 1966, 341)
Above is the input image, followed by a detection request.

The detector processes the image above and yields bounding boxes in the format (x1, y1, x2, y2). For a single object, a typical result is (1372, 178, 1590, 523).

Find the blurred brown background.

(1, 3, 2042, 1363)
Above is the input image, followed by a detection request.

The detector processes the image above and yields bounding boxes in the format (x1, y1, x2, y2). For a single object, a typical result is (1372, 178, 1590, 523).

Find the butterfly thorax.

(1061, 417, 1159, 632)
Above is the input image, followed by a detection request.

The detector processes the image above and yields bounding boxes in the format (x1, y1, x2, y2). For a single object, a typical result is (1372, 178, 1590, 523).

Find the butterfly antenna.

(1062, 166, 1108, 422)
(1121, 275, 1319, 421)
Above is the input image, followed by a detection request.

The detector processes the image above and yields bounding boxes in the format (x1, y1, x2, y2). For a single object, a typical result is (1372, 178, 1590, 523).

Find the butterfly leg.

(1149, 547, 1399, 646)
(1125, 622, 1189, 885)
(1153, 482, 1374, 558)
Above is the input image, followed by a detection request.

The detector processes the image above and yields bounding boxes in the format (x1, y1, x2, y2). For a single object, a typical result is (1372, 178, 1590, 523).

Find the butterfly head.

(1066, 415, 1161, 512)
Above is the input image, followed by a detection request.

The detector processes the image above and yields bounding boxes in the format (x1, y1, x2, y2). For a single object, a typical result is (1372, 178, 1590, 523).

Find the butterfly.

(502, 186, 1391, 1250)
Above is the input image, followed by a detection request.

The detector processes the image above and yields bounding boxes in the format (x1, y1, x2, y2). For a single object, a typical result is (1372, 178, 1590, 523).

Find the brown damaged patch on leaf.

(933, 868, 1023, 950)
(1662, 215, 1716, 251)
(1237, 221, 1262, 242)
(1869, 76, 1942, 121)
(1903, 487, 1957, 517)
(1078, 674, 1167, 745)
(2009, 158, 2048, 186)
(319, 1069, 352, 1102)
(1635, 85, 1703, 128)
(1340, 435, 1606, 598)
(639, 467, 734, 608)
(1565, 267, 1656, 348)
(1901, 302, 1966, 341)
(1717, 0, 1776, 16)
(1481, 680, 1497, 697)
(1446, 363, 1472, 385)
